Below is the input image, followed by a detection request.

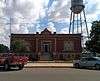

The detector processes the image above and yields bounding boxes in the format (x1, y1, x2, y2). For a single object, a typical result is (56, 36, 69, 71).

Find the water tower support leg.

(77, 14, 79, 33)
(80, 13, 83, 34)
(72, 13, 75, 34)
(83, 9, 89, 37)
(69, 11, 73, 34)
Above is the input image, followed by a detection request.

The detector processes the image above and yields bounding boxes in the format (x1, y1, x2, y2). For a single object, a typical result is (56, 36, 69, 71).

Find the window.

(81, 58, 88, 61)
(64, 41, 74, 51)
(44, 44, 49, 52)
(42, 44, 50, 53)
(87, 58, 97, 61)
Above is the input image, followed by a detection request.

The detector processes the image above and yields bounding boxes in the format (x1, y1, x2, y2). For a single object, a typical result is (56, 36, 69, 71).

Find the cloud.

(47, 22, 56, 33)
(48, 0, 70, 21)
(0, 0, 48, 46)
(85, 0, 98, 14)
(59, 27, 69, 34)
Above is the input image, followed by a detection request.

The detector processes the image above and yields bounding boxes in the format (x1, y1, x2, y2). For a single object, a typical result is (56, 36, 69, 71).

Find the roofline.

(11, 33, 81, 35)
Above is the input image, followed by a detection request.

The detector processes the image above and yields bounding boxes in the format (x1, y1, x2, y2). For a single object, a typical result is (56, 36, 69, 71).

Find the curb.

(24, 66, 73, 68)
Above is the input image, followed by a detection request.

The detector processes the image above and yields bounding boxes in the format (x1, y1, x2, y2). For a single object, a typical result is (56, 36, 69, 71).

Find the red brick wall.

(11, 30, 82, 60)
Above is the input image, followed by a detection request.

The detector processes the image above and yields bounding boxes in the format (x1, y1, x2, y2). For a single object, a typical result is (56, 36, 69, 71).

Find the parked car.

(0, 53, 28, 70)
(73, 57, 100, 70)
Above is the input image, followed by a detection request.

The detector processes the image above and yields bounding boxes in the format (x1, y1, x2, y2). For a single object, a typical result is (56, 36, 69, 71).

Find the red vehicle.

(0, 53, 28, 70)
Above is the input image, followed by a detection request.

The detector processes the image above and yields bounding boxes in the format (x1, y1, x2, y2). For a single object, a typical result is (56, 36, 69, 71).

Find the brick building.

(11, 28, 82, 61)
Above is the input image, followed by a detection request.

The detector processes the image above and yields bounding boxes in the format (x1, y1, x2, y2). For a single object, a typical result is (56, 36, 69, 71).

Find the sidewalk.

(24, 63, 73, 68)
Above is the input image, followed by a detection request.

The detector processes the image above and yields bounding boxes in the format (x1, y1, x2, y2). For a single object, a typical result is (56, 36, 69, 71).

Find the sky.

(0, 0, 100, 47)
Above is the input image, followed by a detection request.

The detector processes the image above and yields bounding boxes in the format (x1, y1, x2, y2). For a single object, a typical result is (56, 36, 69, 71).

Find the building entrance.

(40, 42, 53, 60)
(43, 44, 50, 53)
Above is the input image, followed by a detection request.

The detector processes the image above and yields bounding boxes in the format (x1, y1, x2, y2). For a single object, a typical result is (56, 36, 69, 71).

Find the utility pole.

(4, 0, 12, 52)
(9, 17, 12, 52)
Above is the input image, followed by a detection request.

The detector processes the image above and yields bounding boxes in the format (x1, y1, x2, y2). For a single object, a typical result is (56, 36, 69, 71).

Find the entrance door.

(43, 44, 50, 53)
(40, 42, 52, 60)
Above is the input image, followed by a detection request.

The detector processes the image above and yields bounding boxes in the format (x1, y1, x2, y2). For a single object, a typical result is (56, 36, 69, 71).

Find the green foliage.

(85, 21, 100, 53)
(11, 39, 31, 53)
(0, 44, 9, 53)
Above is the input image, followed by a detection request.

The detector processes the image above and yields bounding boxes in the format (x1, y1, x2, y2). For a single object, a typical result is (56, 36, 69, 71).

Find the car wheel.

(95, 64, 100, 70)
(74, 63, 80, 68)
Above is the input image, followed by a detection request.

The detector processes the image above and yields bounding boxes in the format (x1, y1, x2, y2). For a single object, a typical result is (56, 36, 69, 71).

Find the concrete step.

(40, 54, 52, 61)
(31, 61, 72, 63)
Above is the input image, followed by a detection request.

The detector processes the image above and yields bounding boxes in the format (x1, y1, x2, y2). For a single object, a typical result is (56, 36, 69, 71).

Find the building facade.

(11, 28, 82, 61)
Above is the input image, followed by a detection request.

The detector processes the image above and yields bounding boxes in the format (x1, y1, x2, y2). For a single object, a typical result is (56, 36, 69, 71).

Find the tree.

(0, 44, 9, 53)
(85, 21, 100, 53)
(11, 39, 31, 53)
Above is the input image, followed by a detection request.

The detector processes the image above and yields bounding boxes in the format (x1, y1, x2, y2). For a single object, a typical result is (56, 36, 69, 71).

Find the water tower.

(69, 0, 89, 36)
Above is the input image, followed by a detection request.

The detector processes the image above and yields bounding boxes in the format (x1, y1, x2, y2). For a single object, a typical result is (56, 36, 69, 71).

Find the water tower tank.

(71, 0, 85, 14)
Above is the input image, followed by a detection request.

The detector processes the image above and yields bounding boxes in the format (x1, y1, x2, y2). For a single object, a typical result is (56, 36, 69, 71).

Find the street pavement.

(0, 68, 100, 81)
(24, 62, 73, 68)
